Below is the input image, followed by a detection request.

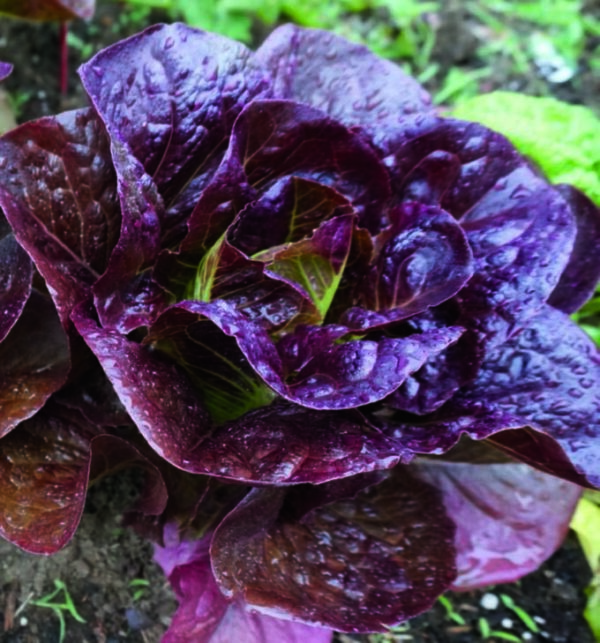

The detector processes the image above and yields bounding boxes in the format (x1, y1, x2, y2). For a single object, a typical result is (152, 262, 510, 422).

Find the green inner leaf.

(284, 177, 352, 243)
(268, 251, 344, 320)
(188, 233, 227, 302)
(262, 215, 354, 322)
(157, 332, 276, 425)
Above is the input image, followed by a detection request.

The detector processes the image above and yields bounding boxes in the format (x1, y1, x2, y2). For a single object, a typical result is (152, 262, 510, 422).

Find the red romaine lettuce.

(0, 21, 598, 640)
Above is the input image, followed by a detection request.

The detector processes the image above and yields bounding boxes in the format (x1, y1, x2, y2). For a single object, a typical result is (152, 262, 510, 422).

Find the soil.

(0, 1, 598, 642)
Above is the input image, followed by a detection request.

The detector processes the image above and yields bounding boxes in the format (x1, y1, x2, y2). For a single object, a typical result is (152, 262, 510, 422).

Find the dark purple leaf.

(92, 138, 167, 332)
(0, 108, 119, 323)
(383, 305, 600, 487)
(277, 324, 465, 409)
(399, 150, 461, 205)
(211, 467, 456, 632)
(255, 24, 435, 153)
(390, 118, 525, 218)
(72, 301, 213, 469)
(0, 404, 97, 554)
(154, 526, 333, 643)
(145, 311, 411, 483)
(548, 184, 600, 313)
(195, 401, 410, 484)
(342, 203, 473, 330)
(386, 305, 481, 414)
(0, 291, 69, 438)
(79, 23, 271, 207)
(457, 167, 575, 347)
(199, 99, 391, 234)
(0, 213, 32, 342)
(0, 402, 166, 554)
(75, 301, 409, 485)
(413, 457, 581, 589)
(228, 176, 353, 256)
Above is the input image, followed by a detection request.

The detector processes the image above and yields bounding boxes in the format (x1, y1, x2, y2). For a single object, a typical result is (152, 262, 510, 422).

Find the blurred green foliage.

(119, 0, 440, 73)
(118, 0, 600, 107)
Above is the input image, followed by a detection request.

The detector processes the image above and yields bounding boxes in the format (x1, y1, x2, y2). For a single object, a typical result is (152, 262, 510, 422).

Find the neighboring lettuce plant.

(0, 23, 599, 642)
(452, 91, 600, 205)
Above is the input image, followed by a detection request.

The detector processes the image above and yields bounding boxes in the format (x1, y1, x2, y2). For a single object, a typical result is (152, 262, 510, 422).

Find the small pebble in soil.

(480, 592, 499, 610)
(126, 606, 152, 630)
(522, 633, 533, 641)
(501, 617, 514, 628)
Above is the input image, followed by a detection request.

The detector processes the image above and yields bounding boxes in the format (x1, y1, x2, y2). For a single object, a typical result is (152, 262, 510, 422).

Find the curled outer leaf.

(211, 467, 456, 632)
(384, 305, 600, 488)
(0, 291, 69, 437)
(549, 184, 600, 313)
(79, 22, 272, 207)
(0, 404, 96, 553)
(0, 108, 119, 324)
(195, 401, 411, 485)
(0, 402, 165, 554)
(457, 167, 575, 348)
(154, 526, 333, 643)
(71, 301, 212, 470)
(79, 301, 413, 484)
(413, 456, 581, 589)
(255, 24, 435, 153)
(390, 118, 525, 218)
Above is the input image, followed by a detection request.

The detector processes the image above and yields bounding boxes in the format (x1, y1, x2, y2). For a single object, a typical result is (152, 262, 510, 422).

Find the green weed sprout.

(129, 578, 151, 602)
(31, 580, 85, 643)
(438, 594, 466, 625)
(478, 616, 522, 642)
(499, 594, 540, 633)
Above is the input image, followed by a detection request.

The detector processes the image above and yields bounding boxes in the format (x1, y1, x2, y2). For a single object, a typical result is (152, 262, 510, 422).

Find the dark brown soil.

(0, 1, 598, 641)
(0, 471, 176, 642)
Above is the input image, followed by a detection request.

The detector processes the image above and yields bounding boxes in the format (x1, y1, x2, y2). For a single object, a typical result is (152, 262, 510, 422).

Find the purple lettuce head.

(0, 22, 599, 638)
